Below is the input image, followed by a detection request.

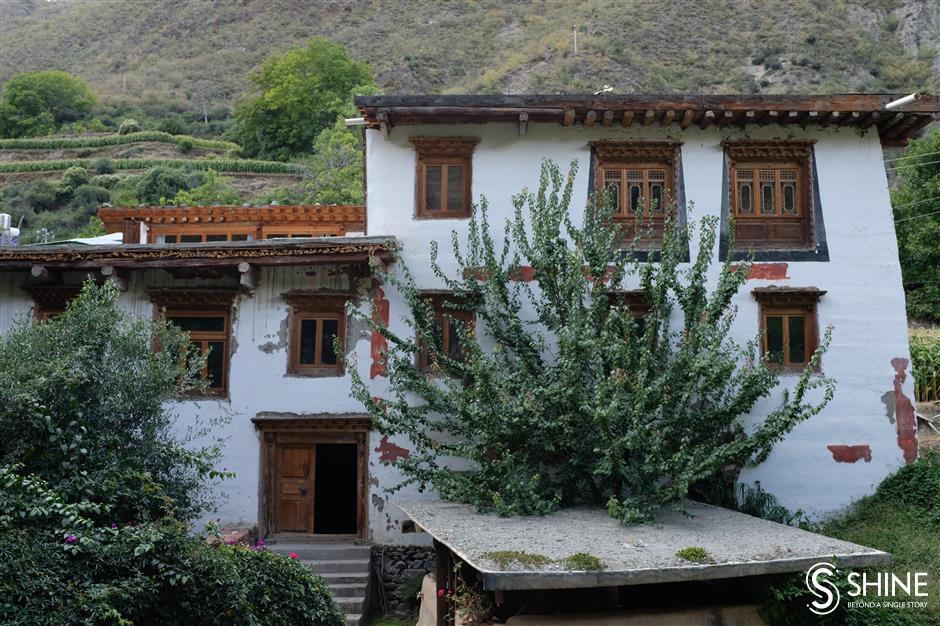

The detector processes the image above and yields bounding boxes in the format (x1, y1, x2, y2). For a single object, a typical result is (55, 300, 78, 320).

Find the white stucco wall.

(0, 264, 427, 546)
(364, 120, 915, 521)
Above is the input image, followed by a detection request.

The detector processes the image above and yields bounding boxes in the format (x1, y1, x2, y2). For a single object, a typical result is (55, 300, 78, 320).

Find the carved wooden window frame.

(592, 142, 680, 245)
(417, 292, 475, 373)
(23, 284, 81, 320)
(410, 137, 479, 219)
(283, 292, 350, 377)
(725, 141, 815, 250)
(150, 289, 237, 397)
(151, 227, 256, 244)
(753, 288, 825, 370)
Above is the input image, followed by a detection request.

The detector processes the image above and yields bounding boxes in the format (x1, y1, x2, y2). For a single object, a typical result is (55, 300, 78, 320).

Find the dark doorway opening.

(314, 443, 358, 534)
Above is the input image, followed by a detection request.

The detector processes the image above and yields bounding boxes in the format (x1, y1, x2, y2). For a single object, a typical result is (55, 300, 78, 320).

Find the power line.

(886, 158, 940, 171)
(884, 149, 940, 163)
(891, 194, 940, 210)
(896, 208, 940, 223)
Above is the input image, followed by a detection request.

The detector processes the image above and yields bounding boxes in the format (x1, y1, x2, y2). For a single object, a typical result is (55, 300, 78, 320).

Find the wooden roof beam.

(859, 111, 880, 129)
(680, 109, 694, 129)
(717, 111, 735, 127)
(642, 110, 656, 126)
(602, 110, 614, 127)
(838, 111, 861, 127)
(563, 108, 576, 127)
(621, 110, 635, 127)
(584, 110, 597, 127)
(660, 110, 676, 127)
(743, 110, 757, 126)
(699, 110, 716, 129)
(376, 112, 390, 138)
(518, 111, 529, 138)
(880, 112, 906, 134)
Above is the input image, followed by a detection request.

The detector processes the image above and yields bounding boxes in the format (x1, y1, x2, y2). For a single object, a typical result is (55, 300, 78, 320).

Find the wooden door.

(277, 445, 315, 533)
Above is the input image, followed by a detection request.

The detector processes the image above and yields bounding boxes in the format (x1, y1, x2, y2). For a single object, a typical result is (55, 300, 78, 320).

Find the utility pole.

(573, 25, 578, 56)
(122, 72, 126, 97)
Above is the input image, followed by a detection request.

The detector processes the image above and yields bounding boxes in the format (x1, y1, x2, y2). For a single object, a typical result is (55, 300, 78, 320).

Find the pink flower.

(289, 552, 299, 559)
(437, 589, 446, 598)
(65, 535, 77, 543)
(110, 522, 117, 529)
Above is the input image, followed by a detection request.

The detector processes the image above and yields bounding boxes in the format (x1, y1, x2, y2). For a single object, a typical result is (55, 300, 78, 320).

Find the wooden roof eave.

(0, 238, 396, 272)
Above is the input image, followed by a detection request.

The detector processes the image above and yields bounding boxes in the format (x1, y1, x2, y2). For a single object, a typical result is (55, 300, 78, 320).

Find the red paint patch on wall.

(509, 266, 536, 282)
(370, 282, 390, 379)
(827, 444, 872, 463)
(375, 435, 410, 463)
(731, 263, 789, 280)
(892, 357, 918, 463)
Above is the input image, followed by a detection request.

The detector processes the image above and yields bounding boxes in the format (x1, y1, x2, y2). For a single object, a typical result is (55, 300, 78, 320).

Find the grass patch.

(0, 158, 304, 175)
(562, 552, 605, 571)
(675, 547, 713, 564)
(0, 131, 240, 152)
(759, 452, 940, 625)
(479, 550, 553, 568)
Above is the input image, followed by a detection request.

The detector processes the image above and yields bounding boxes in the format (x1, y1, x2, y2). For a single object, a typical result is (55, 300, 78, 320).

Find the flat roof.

(398, 499, 892, 591)
(0, 236, 395, 270)
(355, 93, 939, 145)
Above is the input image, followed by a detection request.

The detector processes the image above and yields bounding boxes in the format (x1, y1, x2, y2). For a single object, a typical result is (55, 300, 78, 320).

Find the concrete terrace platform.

(397, 499, 891, 591)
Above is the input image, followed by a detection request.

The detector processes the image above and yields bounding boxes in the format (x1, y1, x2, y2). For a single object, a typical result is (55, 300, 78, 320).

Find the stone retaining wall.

(371, 544, 435, 618)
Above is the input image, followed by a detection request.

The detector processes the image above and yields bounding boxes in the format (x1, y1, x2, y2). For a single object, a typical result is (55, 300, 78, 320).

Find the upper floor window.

(753, 287, 825, 370)
(151, 289, 236, 396)
(409, 137, 479, 219)
(726, 141, 815, 250)
(593, 142, 680, 246)
(153, 231, 254, 244)
(283, 292, 347, 377)
(417, 293, 475, 373)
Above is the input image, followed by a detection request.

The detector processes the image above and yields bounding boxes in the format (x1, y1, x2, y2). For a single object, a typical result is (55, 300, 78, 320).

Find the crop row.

(0, 131, 241, 152)
(0, 158, 305, 175)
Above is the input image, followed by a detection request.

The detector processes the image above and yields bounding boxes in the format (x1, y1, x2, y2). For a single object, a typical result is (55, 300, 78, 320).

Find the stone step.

(334, 596, 365, 614)
(304, 558, 371, 574)
(329, 581, 369, 596)
(319, 571, 370, 585)
(271, 543, 372, 561)
(346, 613, 362, 626)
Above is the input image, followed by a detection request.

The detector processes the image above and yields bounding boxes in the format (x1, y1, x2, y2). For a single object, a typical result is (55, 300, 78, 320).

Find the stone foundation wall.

(371, 545, 435, 618)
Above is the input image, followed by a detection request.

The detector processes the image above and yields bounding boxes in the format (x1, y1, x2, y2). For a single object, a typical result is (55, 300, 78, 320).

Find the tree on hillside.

(234, 37, 376, 160)
(891, 127, 940, 323)
(302, 117, 365, 204)
(0, 70, 96, 138)
(351, 160, 834, 521)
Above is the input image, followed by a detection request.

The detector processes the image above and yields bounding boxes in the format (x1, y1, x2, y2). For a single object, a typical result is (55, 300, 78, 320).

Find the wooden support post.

(859, 111, 880, 130)
(583, 110, 597, 127)
(659, 109, 675, 127)
(434, 540, 451, 626)
(698, 110, 715, 129)
(376, 112, 390, 138)
(601, 110, 614, 127)
(238, 262, 257, 293)
(100, 265, 128, 291)
(680, 109, 694, 129)
(641, 109, 655, 126)
(562, 108, 575, 127)
(621, 110, 634, 127)
(880, 112, 906, 134)
(518, 111, 529, 138)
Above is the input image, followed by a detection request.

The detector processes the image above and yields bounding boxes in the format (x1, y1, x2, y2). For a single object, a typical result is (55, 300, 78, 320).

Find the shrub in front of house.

(0, 282, 344, 624)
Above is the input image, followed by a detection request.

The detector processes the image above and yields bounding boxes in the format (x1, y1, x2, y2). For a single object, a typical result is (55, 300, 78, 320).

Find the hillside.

(2, 0, 940, 117)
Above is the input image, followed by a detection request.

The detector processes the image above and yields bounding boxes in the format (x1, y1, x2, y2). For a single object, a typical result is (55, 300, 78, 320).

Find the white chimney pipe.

(344, 117, 366, 127)
(885, 93, 921, 110)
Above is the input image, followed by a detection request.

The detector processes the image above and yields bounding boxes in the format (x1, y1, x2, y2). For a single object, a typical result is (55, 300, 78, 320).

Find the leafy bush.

(135, 166, 192, 205)
(118, 118, 142, 134)
(172, 168, 240, 205)
(61, 166, 90, 190)
(0, 157, 303, 174)
(91, 157, 115, 174)
(0, 70, 95, 138)
(351, 160, 834, 521)
(70, 184, 110, 210)
(177, 135, 194, 154)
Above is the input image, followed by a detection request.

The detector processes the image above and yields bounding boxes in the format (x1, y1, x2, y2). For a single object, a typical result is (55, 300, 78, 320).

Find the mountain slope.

(1, 0, 939, 114)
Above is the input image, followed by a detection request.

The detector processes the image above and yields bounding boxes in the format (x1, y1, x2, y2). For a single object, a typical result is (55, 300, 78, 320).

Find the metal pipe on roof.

(344, 117, 367, 127)
(885, 93, 921, 110)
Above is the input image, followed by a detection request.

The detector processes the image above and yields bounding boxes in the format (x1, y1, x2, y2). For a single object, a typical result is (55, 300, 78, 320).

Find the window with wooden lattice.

(753, 287, 825, 370)
(726, 141, 815, 250)
(593, 142, 680, 247)
(283, 292, 348, 377)
(417, 293, 475, 373)
(410, 137, 479, 219)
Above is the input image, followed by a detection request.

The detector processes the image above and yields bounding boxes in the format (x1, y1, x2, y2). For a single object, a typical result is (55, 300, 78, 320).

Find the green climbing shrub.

(351, 159, 834, 521)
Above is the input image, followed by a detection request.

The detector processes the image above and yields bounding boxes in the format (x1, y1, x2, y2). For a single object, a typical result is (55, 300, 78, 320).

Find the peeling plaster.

(372, 493, 386, 512)
(891, 357, 918, 464)
(881, 390, 896, 423)
(257, 315, 288, 353)
(375, 435, 410, 463)
(731, 263, 789, 280)
(827, 444, 872, 463)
